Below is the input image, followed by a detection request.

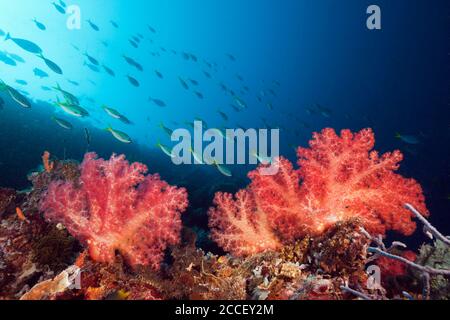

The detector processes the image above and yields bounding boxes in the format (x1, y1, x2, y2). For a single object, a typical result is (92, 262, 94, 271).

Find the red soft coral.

(209, 128, 428, 256)
(209, 190, 282, 256)
(295, 128, 428, 237)
(40, 153, 188, 270)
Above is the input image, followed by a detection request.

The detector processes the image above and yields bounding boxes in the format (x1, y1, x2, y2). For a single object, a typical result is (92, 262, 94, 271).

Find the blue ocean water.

(0, 0, 449, 247)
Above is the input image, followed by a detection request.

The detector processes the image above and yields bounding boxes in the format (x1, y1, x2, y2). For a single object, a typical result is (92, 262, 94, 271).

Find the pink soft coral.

(40, 153, 188, 270)
(209, 128, 428, 257)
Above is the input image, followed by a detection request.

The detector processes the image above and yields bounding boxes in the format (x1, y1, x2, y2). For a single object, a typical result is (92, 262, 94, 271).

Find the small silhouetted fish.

(15, 79, 28, 85)
(234, 97, 247, 109)
(190, 53, 198, 62)
(236, 74, 244, 81)
(230, 104, 240, 112)
(219, 83, 227, 91)
(203, 71, 212, 79)
(103, 65, 115, 77)
(204, 60, 212, 68)
(59, 0, 67, 8)
(123, 55, 143, 71)
(159, 123, 173, 137)
(72, 44, 80, 51)
(0, 81, 31, 108)
(189, 79, 199, 86)
(33, 68, 49, 78)
(268, 88, 277, 97)
(33, 18, 46, 30)
(218, 110, 228, 121)
(52, 2, 66, 14)
(0, 52, 17, 66)
(87, 19, 99, 31)
(67, 79, 79, 86)
(395, 133, 420, 145)
(149, 97, 166, 107)
(127, 75, 139, 87)
(84, 61, 100, 72)
(84, 128, 91, 147)
(101, 41, 109, 47)
(38, 54, 63, 74)
(119, 115, 132, 125)
(155, 70, 163, 79)
(195, 91, 204, 99)
(182, 52, 190, 60)
(84, 52, 99, 66)
(8, 53, 25, 63)
(5, 33, 42, 54)
(178, 77, 189, 90)
(129, 39, 138, 48)
(132, 36, 140, 43)
(53, 83, 79, 105)
(41, 86, 52, 91)
(110, 20, 119, 28)
(148, 25, 156, 33)
(52, 116, 73, 130)
(226, 54, 236, 61)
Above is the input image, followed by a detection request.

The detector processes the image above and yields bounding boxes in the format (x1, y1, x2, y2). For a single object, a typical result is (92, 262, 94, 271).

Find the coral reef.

(209, 128, 428, 256)
(0, 128, 448, 300)
(0, 188, 17, 216)
(39, 153, 189, 270)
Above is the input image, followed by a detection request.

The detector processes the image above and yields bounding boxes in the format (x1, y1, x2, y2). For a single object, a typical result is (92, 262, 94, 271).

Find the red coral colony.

(40, 153, 189, 270)
(1, 128, 449, 300)
(209, 128, 428, 256)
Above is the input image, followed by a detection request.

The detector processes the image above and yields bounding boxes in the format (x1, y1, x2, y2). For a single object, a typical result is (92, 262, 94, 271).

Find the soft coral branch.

(40, 153, 188, 270)
(208, 128, 428, 256)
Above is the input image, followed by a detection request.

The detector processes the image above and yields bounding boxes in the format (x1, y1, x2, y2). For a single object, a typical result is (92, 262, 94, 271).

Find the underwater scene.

(0, 0, 449, 302)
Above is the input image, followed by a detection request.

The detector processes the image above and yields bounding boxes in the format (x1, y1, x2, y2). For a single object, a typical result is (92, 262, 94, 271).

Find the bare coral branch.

(340, 285, 372, 300)
(368, 247, 450, 276)
(404, 203, 450, 247)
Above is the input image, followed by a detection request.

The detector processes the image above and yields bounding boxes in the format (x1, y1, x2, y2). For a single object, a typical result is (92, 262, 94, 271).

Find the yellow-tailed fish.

(213, 161, 232, 177)
(251, 149, 272, 164)
(189, 147, 203, 164)
(102, 105, 122, 119)
(159, 123, 173, 137)
(0, 81, 31, 108)
(106, 126, 132, 144)
(52, 116, 73, 130)
(157, 142, 174, 158)
(56, 101, 89, 117)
